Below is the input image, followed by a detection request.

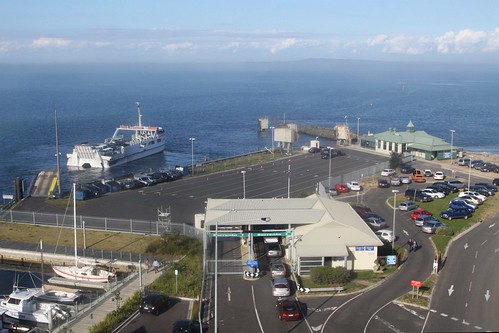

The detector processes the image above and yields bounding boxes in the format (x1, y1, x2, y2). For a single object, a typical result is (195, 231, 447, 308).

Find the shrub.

(310, 266, 352, 286)
(436, 226, 454, 236)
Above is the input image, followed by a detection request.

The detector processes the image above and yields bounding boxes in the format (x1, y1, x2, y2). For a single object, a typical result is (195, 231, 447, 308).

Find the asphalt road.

(13, 148, 387, 224)
(424, 218, 499, 332)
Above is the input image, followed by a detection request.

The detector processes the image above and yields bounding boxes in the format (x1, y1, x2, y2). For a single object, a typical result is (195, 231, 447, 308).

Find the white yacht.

(67, 102, 166, 168)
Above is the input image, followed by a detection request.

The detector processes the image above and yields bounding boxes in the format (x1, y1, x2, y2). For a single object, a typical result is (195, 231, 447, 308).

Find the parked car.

(440, 208, 473, 220)
(404, 189, 433, 202)
(411, 208, 433, 220)
(449, 199, 476, 211)
(324, 185, 339, 196)
(377, 178, 390, 188)
(421, 188, 445, 199)
(136, 175, 156, 186)
(390, 177, 402, 186)
(335, 183, 349, 193)
(139, 293, 170, 315)
(381, 168, 396, 176)
(433, 171, 446, 180)
(444, 179, 467, 189)
(494, 178, 499, 186)
(266, 242, 282, 258)
(469, 185, 494, 197)
(364, 216, 388, 230)
(414, 215, 440, 227)
(458, 158, 471, 166)
(346, 181, 362, 191)
(276, 299, 301, 321)
(459, 191, 487, 201)
(272, 278, 291, 297)
(351, 205, 372, 216)
(308, 147, 321, 153)
(399, 201, 418, 211)
(433, 182, 459, 193)
(423, 169, 433, 177)
(411, 170, 426, 183)
(470, 159, 484, 168)
(475, 182, 498, 192)
(458, 195, 482, 205)
(426, 185, 450, 195)
(400, 175, 412, 184)
(375, 229, 395, 243)
(400, 165, 416, 174)
(270, 262, 287, 278)
(422, 220, 447, 234)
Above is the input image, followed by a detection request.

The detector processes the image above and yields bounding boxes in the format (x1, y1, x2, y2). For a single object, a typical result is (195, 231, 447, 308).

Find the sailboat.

(51, 183, 116, 283)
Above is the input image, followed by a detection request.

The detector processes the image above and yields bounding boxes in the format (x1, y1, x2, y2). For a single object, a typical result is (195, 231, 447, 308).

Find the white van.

(458, 158, 471, 166)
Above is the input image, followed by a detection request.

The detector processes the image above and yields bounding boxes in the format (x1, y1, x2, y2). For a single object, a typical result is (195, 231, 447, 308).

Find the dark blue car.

(440, 208, 473, 220)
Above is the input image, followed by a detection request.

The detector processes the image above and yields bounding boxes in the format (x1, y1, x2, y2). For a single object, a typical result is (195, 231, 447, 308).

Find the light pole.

(450, 130, 455, 166)
(241, 170, 246, 199)
(468, 157, 472, 188)
(270, 126, 275, 157)
(392, 189, 399, 253)
(328, 147, 332, 189)
(287, 164, 291, 198)
(189, 137, 195, 176)
(356, 117, 360, 145)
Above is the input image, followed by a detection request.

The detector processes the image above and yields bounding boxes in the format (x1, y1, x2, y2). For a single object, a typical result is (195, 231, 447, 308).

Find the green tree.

(389, 152, 403, 169)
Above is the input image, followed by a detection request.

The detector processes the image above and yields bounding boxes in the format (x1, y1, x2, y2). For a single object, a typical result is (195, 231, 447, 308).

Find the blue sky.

(1, 1, 499, 63)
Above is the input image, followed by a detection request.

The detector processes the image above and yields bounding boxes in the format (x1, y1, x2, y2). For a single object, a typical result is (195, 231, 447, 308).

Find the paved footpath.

(61, 266, 161, 333)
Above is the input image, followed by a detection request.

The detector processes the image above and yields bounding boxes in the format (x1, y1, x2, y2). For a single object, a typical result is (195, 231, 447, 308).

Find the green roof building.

(360, 121, 459, 161)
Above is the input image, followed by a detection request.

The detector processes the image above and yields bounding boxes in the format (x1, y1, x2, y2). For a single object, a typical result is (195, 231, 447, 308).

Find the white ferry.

(67, 103, 166, 168)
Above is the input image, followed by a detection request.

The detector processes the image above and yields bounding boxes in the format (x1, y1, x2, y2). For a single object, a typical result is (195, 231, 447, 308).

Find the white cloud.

(483, 28, 499, 52)
(31, 37, 72, 48)
(435, 28, 487, 54)
(270, 38, 297, 54)
(367, 34, 388, 46)
(0, 41, 19, 53)
(162, 42, 194, 51)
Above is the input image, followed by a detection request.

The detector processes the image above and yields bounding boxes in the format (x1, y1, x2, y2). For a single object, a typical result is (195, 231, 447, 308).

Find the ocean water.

(0, 60, 498, 196)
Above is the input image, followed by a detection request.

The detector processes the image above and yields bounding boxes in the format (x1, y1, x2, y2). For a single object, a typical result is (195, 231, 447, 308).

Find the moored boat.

(0, 286, 71, 330)
(66, 102, 166, 168)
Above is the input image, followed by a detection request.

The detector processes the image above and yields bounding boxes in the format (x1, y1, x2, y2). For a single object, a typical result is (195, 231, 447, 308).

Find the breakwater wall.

(297, 124, 336, 140)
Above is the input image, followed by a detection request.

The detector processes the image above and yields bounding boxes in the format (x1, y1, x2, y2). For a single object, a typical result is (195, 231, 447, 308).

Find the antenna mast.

(136, 102, 142, 127)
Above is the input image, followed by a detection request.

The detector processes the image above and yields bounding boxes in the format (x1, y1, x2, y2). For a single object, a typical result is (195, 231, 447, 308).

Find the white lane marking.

(294, 295, 313, 333)
(481, 240, 488, 246)
(250, 285, 264, 333)
(440, 313, 448, 317)
(469, 281, 472, 292)
(472, 264, 475, 274)
(475, 250, 479, 259)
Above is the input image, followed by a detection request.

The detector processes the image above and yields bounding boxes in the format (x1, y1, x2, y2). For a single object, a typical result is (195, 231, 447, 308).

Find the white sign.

(174, 269, 178, 276)
(2, 194, 14, 200)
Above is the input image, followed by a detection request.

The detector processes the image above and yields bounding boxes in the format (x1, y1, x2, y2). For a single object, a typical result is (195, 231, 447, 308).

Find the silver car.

(399, 201, 418, 211)
(272, 278, 291, 297)
(270, 262, 287, 278)
(422, 220, 447, 234)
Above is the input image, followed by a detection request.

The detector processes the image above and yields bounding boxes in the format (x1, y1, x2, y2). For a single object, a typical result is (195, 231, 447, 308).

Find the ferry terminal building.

(360, 121, 459, 161)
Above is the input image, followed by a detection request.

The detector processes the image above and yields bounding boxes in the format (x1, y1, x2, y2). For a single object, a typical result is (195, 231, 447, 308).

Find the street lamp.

(392, 189, 399, 253)
(356, 117, 360, 145)
(241, 170, 246, 199)
(189, 137, 195, 176)
(450, 130, 455, 166)
(328, 147, 332, 189)
(468, 157, 472, 188)
(270, 126, 275, 157)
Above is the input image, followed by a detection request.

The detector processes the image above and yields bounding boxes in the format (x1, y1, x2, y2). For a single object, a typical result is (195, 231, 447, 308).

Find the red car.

(335, 183, 349, 193)
(411, 209, 433, 220)
(276, 299, 301, 321)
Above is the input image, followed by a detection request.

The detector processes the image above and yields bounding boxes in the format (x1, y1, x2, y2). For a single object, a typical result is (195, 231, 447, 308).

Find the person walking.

(413, 239, 419, 252)
(152, 259, 160, 273)
(407, 239, 414, 252)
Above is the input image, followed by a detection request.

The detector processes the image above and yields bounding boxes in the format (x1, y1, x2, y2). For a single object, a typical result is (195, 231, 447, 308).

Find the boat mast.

(136, 102, 142, 127)
(40, 239, 45, 291)
(73, 183, 78, 268)
(55, 110, 62, 196)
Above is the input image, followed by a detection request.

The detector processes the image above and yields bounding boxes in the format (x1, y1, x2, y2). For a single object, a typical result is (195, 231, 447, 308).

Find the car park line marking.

(472, 264, 475, 274)
(475, 250, 479, 259)
(469, 281, 472, 292)
(440, 313, 448, 317)
(403, 230, 409, 236)
(489, 223, 495, 228)
(451, 317, 458, 321)
(481, 240, 488, 246)
(250, 285, 264, 333)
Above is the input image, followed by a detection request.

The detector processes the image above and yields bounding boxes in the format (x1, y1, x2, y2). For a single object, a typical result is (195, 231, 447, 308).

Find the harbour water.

(1, 59, 499, 297)
(1, 61, 498, 197)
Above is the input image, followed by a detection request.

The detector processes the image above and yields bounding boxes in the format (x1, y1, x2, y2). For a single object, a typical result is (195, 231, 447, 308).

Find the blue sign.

(386, 255, 397, 266)
(246, 260, 258, 268)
